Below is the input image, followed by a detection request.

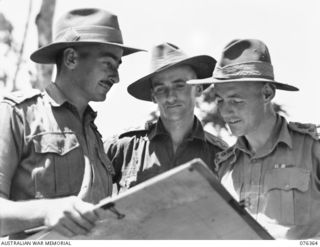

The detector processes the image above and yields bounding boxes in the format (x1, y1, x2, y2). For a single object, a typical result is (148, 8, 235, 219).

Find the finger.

(60, 213, 91, 236)
(93, 208, 109, 220)
(53, 220, 77, 238)
(65, 207, 95, 233)
(74, 201, 100, 224)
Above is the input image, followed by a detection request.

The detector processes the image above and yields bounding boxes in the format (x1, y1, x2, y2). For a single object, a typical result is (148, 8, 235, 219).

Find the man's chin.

(93, 94, 107, 102)
(228, 127, 243, 137)
(162, 112, 188, 121)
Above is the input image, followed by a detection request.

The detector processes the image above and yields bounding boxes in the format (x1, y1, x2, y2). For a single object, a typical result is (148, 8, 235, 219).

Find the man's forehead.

(77, 44, 123, 61)
(151, 65, 197, 85)
(215, 81, 263, 96)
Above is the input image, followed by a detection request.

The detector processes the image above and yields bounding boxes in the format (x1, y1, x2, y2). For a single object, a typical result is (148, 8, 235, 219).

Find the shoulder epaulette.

(2, 89, 41, 106)
(204, 131, 229, 150)
(117, 124, 150, 139)
(288, 122, 320, 140)
(118, 120, 157, 139)
(214, 146, 236, 167)
(118, 128, 148, 138)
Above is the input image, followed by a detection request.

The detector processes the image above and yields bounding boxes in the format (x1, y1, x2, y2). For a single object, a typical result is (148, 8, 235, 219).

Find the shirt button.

(285, 184, 290, 189)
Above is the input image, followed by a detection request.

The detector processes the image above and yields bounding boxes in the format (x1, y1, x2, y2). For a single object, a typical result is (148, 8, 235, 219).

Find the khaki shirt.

(0, 84, 113, 204)
(216, 115, 320, 239)
(105, 117, 227, 193)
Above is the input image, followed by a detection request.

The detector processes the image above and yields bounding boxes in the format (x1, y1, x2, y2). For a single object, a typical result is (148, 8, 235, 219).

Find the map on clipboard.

(28, 158, 273, 240)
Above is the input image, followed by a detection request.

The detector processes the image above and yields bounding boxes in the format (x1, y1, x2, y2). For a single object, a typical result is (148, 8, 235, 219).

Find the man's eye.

(103, 61, 111, 66)
(154, 87, 165, 94)
(231, 99, 243, 104)
(216, 98, 223, 104)
(175, 83, 186, 89)
(103, 61, 119, 70)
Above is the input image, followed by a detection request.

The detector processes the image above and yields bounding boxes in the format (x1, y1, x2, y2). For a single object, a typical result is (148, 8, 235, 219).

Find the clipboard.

(27, 158, 273, 240)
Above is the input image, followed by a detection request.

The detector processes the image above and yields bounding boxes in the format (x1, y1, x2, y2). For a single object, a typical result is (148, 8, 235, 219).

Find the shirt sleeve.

(0, 102, 23, 198)
(312, 140, 320, 191)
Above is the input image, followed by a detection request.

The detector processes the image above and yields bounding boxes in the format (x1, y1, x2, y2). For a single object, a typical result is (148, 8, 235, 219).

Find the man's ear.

(262, 83, 275, 102)
(151, 95, 156, 103)
(150, 90, 157, 103)
(63, 48, 78, 70)
(195, 85, 203, 96)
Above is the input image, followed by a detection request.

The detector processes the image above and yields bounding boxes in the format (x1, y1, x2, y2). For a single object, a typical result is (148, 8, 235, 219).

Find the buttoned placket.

(173, 140, 189, 167)
(45, 85, 113, 202)
(164, 136, 176, 168)
(81, 111, 95, 199)
(62, 104, 93, 201)
(239, 146, 278, 220)
(247, 156, 263, 216)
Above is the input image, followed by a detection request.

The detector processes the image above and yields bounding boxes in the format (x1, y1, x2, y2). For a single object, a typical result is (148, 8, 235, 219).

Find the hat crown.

(31, 8, 144, 64)
(127, 42, 216, 101)
(53, 8, 123, 44)
(150, 43, 188, 72)
(213, 39, 275, 80)
(187, 38, 299, 92)
(54, 8, 120, 38)
(219, 39, 271, 67)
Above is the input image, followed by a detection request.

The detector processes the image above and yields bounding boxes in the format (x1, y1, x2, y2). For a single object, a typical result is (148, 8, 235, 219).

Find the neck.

(161, 114, 195, 151)
(245, 111, 277, 154)
(55, 74, 88, 117)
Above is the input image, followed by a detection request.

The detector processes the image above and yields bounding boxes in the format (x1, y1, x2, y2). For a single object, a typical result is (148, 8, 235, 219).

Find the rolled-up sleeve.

(0, 102, 23, 198)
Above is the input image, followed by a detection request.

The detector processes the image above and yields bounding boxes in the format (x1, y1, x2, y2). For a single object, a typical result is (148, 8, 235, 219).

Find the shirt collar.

(148, 116, 206, 141)
(45, 83, 68, 107)
(234, 114, 292, 158)
(45, 83, 97, 120)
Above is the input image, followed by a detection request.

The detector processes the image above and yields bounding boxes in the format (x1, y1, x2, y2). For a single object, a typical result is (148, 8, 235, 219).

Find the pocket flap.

(32, 132, 80, 155)
(264, 167, 310, 192)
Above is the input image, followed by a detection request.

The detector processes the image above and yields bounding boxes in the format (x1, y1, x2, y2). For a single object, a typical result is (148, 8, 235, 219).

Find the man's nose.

(219, 102, 234, 117)
(166, 88, 177, 102)
(111, 71, 120, 84)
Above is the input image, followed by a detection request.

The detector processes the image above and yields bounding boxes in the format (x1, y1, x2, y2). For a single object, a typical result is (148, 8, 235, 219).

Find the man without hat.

(104, 42, 227, 193)
(189, 38, 320, 239)
(0, 8, 143, 238)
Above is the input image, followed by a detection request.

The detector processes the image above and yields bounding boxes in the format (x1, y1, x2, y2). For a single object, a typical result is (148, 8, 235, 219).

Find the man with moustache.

(0, 8, 143, 238)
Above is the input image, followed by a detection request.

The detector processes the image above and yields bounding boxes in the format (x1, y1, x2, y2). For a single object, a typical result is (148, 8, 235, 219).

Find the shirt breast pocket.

(263, 167, 310, 225)
(31, 132, 82, 198)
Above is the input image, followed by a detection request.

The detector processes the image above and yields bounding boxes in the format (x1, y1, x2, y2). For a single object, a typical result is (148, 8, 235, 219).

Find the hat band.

(213, 62, 274, 80)
(54, 26, 123, 44)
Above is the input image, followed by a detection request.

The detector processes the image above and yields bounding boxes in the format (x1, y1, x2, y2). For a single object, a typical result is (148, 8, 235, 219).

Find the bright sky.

(1, 0, 320, 140)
